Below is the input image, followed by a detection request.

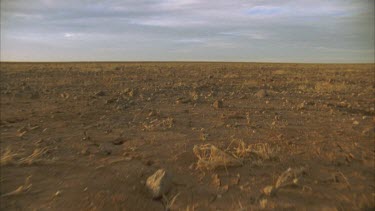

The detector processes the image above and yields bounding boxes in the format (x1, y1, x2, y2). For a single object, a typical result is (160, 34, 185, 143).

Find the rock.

(30, 91, 40, 99)
(263, 185, 276, 196)
(81, 147, 90, 155)
(259, 198, 268, 209)
(99, 143, 112, 155)
(146, 169, 172, 199)
(211, 174, 221, 188)
(362, 127, 374, 136)
(106, 98, 117, 104)
(95, 90, 106, 96)
(176, 98, 190, 104)
(144, 160, 154, 166)
(255, 89, 268, 98)
(213, 100, 223, 109)
(190, 91, 199, 101)
(60, 92, 70, 99)
(297, 101, 306, 110)
(112, 138, 125, 145)
(54, 191, 62, 197)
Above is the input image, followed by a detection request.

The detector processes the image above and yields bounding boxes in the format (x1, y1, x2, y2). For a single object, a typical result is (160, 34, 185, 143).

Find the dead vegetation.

(275, 167, 307, 189)
(0, 147, 50, 166)
(193, 144, 243, 170)
(230, 139, 280, 161)
(142, 117, 174, 131)
(1, 176, 32, 198)
(193, 139, 280, 170)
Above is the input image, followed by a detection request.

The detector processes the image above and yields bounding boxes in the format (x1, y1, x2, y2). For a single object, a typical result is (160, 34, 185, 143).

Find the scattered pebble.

(259, 198, 268, 209)
(211, 174, 221, 188)
(81, 147, 90, 155)
(99, 143, 112, 155)
(213, 100, 223, 109)
(55, 191, 62, 196)
(95, 90, 106, 96)
(255, 89, 268, 98)
(263, 185, 276, 196)
(112, 138, 125, 145)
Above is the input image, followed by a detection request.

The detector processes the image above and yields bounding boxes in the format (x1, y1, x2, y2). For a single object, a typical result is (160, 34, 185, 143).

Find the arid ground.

(0, 62, 374, 210)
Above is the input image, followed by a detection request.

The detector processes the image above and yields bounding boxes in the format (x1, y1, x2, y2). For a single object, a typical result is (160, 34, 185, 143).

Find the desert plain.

(0, 62, 374, 210)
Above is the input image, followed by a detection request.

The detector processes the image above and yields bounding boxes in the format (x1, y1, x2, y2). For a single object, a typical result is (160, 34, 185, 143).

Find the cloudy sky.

(1, 0, 374, 62)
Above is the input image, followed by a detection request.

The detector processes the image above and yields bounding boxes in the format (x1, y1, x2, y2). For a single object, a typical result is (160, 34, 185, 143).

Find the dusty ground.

(0, 62, 374, 210)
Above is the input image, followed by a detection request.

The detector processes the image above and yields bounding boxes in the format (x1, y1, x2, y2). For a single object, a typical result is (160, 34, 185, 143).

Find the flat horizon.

(1, 60, 374, 65)
(1, 0, 374, 63)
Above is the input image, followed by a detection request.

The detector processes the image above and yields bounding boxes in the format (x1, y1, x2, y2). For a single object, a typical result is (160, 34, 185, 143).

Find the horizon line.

(1, 60, 374, 65)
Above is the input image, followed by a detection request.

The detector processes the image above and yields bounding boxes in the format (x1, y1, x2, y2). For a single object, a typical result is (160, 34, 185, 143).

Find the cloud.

(245, 6, 285, 16)
(218, 31, 268, 40)
(174, 38, 206, 44)
(0, 0, 373, 62)
(64, 33, 78, 38)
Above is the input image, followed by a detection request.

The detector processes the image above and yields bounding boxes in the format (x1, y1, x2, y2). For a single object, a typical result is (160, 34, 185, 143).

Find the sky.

(1, 0, 374, 62)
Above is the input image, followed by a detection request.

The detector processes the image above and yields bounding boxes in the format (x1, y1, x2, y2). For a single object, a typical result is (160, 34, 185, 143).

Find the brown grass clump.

(0, 147, 49, 166)
(231, 139, 280, 161)
(193, 144, 243, 170)
(193, 140, 280, 170)
(0, 147, 18, 166)
(18, 148, 49, 165)
(275, 167, 307, 188)
(1, 176, 32, 197)
(142, 117, 174, 131)
(315, 81, 347, 93)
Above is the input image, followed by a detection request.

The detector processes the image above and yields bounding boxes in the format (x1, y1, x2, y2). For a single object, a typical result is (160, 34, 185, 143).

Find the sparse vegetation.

(0, 62, 374, 210)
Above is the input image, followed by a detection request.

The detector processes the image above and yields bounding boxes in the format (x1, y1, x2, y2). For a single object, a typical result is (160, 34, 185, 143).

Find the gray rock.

(146, 169, 172, 199)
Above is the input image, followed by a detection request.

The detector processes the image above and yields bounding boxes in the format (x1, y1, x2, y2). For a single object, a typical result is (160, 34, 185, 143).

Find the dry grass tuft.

(0, 147, 18, 166)
(231, 139, 280, 161)
(162, 192, 180, 211)
(0, 147, 50, 166)
(18, 148, 49, 165)
(1, 176, 32, 197)
(315, 81, 347, 93)
(142, 117, 174, 131)
(193, 140, 280, 170)
(193, 144, 243, 170)
(275, 167, 307, 188)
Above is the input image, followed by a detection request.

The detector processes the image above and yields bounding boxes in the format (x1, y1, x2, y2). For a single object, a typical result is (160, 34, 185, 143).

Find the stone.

(263, 185, 276, 196)
(99, 143, 112, 155)
(259, 199, 268, 209)
(211, 174, 221, 188)
(81, 147, 90, 155)
(95, 90, 106, 96)
(112, 138, 125, 145)
(213, 100, 223, 109)
(255, 89, 268, 98)
(146, 169, 172, 199)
